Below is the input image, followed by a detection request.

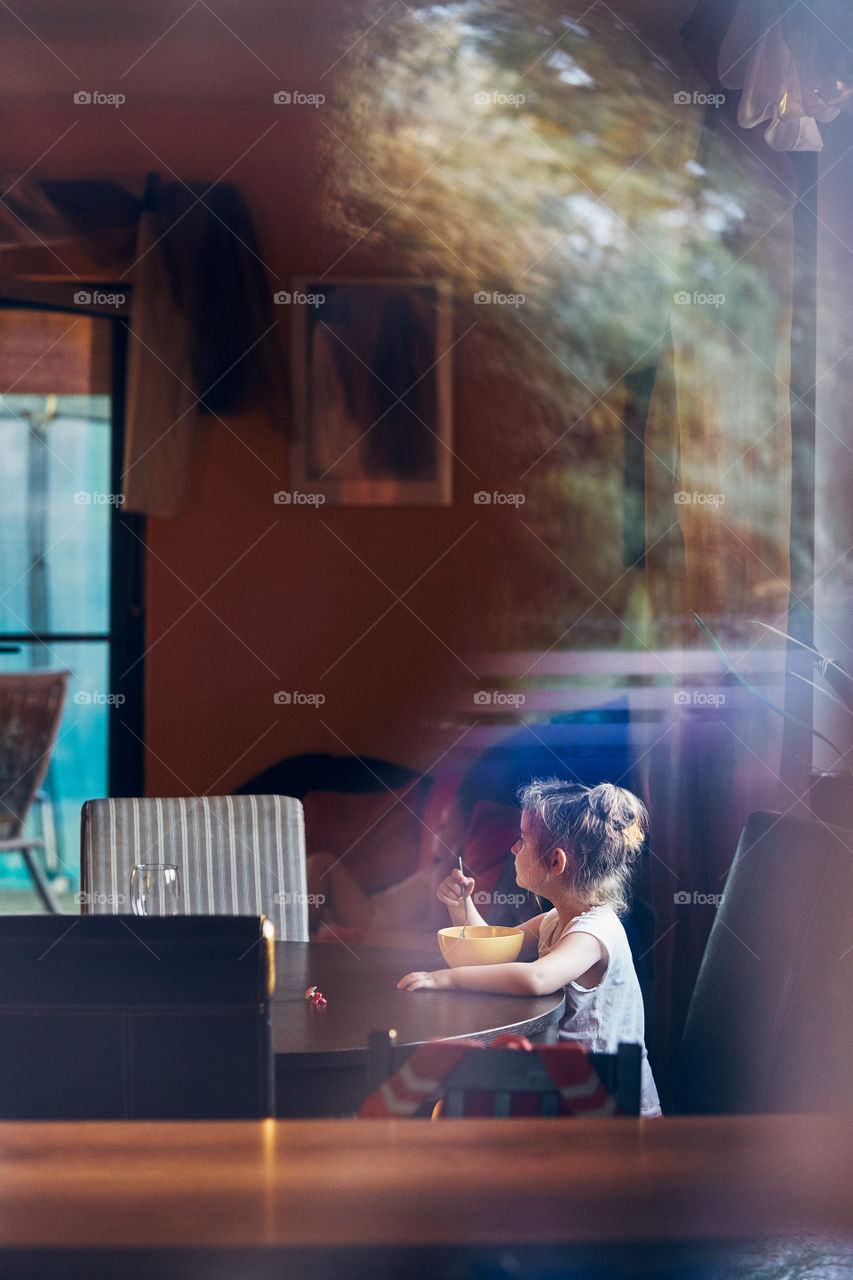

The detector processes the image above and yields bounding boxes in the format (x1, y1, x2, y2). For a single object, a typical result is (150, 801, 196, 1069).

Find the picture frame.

(289, 278, 453, 505)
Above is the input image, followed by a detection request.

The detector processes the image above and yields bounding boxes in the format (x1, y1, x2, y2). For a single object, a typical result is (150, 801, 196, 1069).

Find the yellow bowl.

(438, 925, 524, 968)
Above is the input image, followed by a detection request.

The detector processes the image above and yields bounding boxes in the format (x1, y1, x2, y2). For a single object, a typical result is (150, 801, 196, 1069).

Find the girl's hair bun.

(621, 820, 645, 852)
(518, 778, 649, 914)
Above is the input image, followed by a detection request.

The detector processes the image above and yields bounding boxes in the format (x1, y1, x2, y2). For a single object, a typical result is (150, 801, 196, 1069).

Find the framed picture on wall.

(289, 278, 453, 505)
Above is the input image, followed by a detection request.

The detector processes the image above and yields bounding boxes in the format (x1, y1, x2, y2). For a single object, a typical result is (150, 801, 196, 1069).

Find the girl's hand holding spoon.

(435, 863, 480, 927)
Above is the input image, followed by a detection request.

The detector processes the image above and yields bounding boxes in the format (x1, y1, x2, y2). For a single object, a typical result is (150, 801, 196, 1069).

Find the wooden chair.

(364, 1030, 642, 1117)
(0, 670, 69, 913)
(81, 794, 309, 940)
(676, 809, 853, 1113)
(0, 914, 275, 1119)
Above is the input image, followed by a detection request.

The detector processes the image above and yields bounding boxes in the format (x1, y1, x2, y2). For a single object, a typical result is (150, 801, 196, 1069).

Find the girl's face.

(512, 811, 551, 892)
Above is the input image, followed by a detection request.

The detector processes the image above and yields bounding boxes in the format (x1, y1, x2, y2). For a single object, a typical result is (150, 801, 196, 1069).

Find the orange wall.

(3, 99, 594, 793)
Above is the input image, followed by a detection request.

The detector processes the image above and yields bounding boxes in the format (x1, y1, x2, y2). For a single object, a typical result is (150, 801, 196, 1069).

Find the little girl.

(398, 778, 661, 1117)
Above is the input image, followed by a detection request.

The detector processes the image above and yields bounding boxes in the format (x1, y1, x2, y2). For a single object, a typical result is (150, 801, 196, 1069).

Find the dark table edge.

(273, 939, 565, 1065)
(274, 996, 566, 1068)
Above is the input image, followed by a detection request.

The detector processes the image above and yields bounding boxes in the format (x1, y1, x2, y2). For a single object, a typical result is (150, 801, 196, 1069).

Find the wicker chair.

(0, 670, 69, 913)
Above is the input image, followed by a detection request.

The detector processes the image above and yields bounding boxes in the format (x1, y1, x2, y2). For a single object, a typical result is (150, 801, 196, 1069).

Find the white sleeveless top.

(538, 906, 661, 1117)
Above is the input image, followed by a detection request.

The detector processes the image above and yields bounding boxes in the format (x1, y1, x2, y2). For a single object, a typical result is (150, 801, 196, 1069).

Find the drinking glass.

(130, 863, 181, 916)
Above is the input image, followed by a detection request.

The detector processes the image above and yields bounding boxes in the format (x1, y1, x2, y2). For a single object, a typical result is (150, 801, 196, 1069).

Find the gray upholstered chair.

(80, 795, 308, 940)
(676, 809, 853, 1113)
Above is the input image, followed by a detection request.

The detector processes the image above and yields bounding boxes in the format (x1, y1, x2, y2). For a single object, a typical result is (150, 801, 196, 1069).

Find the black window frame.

(0, 289, 146, 797)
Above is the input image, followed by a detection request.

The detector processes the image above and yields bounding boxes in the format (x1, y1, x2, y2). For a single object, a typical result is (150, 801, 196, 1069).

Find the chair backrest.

(0, 915, 275, 1119)
(80, 794, 308, 940)
(363, 1031, 641, 1117)
(440, 1044, 641, 1117)
(676, 810, 853, 1113)
(0, 671, 69, 840)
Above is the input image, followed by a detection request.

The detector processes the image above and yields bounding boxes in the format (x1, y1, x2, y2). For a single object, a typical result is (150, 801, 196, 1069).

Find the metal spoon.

(458, 855, 470, 937)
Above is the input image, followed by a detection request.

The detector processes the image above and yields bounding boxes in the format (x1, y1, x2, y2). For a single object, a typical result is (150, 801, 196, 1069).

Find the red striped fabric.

(360, 1041, 477, 1117)
(359, 1038, 620, 1118)
(537, 1046, 621, 1116)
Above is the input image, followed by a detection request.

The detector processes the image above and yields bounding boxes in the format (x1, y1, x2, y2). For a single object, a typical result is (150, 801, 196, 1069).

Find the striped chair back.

(362, 1032, 642, 1118)
(80, 795, 308, 940)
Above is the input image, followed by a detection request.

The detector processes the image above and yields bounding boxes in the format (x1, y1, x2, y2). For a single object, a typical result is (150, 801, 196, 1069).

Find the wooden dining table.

(272, 940, 565, 1115)
(1, 1114, 852, 1278)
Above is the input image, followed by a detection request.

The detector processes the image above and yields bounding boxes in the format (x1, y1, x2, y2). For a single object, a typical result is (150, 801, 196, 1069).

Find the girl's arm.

(398, 927, 604, 995)
(517, 911, 546, 961)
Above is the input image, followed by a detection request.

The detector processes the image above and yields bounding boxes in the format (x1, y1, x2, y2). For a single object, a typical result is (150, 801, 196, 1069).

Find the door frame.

(0, 286, 146, 797)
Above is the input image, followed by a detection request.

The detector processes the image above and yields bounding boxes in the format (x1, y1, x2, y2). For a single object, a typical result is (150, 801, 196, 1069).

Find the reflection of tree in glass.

(323, 1, 735, 380)
(321, 1, 792, 649)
